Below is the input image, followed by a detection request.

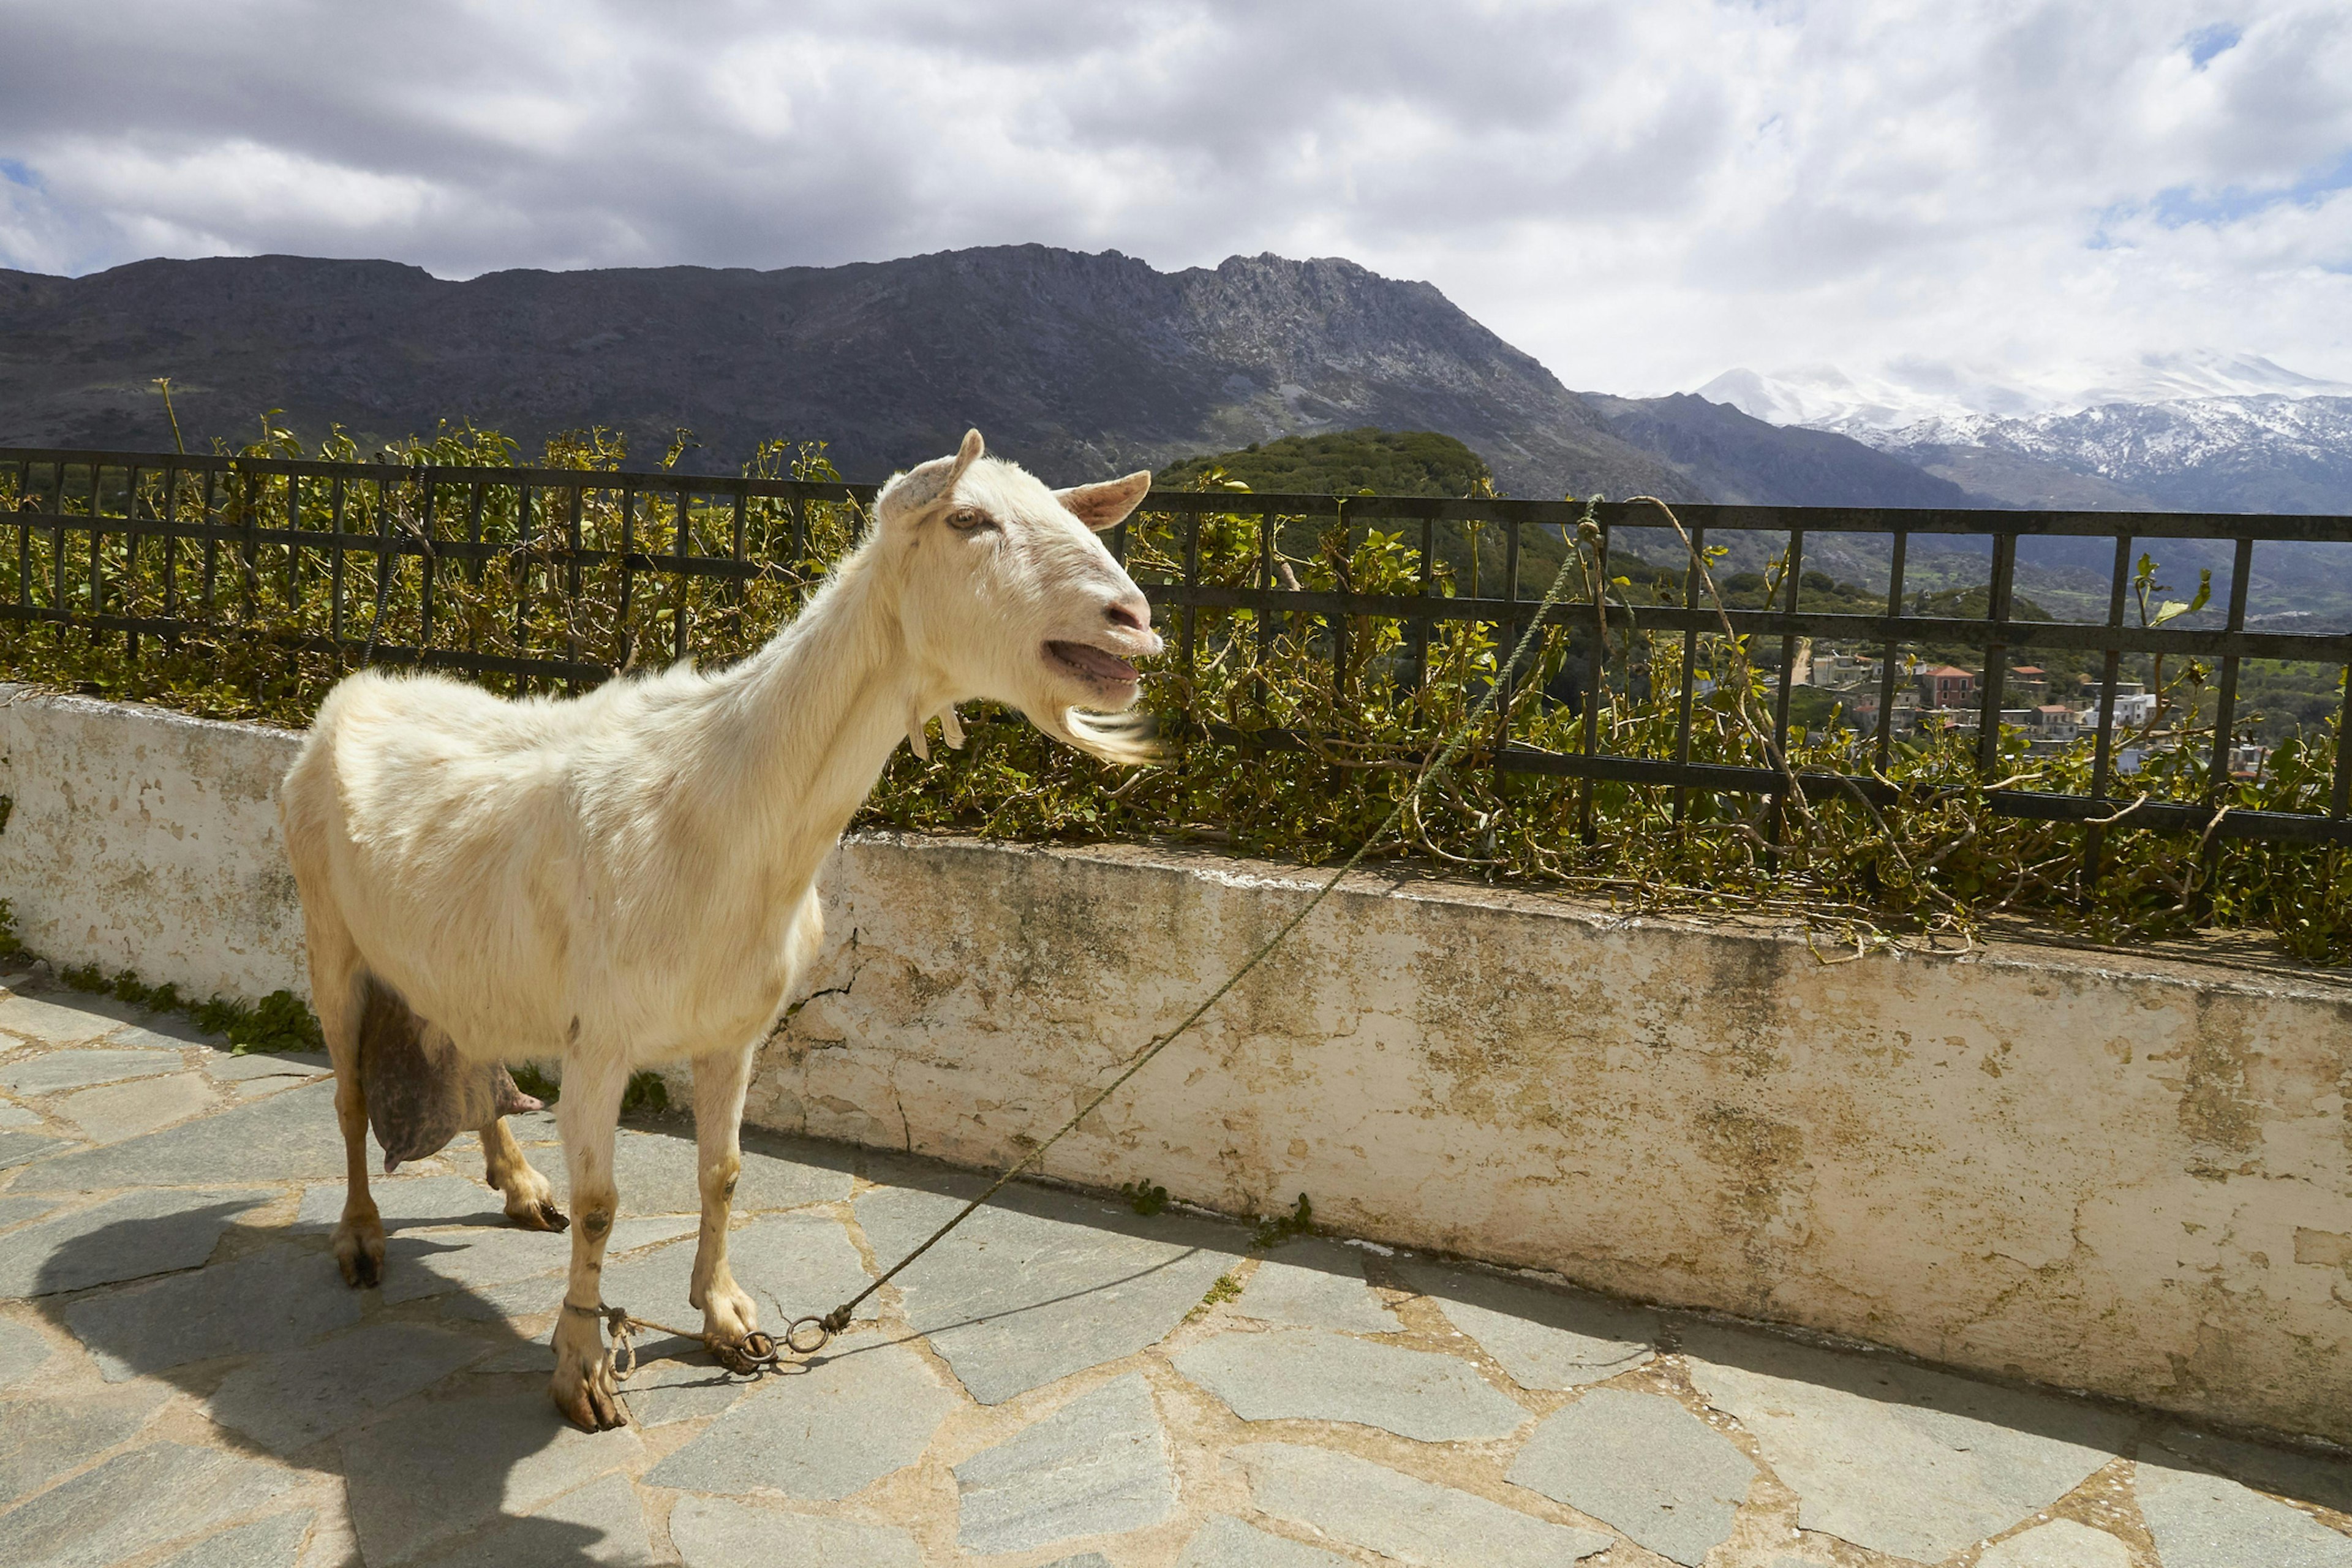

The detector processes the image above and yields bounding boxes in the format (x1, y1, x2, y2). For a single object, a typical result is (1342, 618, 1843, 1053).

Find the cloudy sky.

(2, 0, 2346, 410)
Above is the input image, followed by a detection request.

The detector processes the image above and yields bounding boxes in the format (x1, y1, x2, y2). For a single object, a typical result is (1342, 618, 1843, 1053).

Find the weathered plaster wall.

(0, 687, 305, 999)
(5, 685, 2350, 1441)
(756, 847, 2352, 1446)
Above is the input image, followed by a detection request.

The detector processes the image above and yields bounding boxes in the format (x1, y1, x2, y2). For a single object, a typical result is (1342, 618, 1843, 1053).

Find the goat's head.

(875, 429, 1162, 764)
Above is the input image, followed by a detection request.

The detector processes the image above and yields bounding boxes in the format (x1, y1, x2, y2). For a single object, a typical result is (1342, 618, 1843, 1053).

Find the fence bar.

(567, 483, 586, 672)
(2206, 535, 2256, 801)
(617, 486, 638, 669)
(2082, 534, 2137, 889)
(1578, 521, 1611, 845)
(86, 462, 105, 634)
(1333, 500, 1354, 708)
(1975, 532, 2017, 774)
(1767, 530, 1806, 844)
(1496, 514, 1523, 791)
(1180, 509, 1200, 685)
(513, 480, 534, 653)
(1872, 532, 1908, 770)
(1411, 514, 1433, 696)
(237, 469, 260, 619)
(284, 473, 301, 603)
(1671, 526, 1705, 823)
(1255, 510, 1274, 710)
(55, 461, 75, 620)
(327, 477, 346, 649)
(673, 487, 692, 662)
(2334, 656, 2352, 820)
(15, 459, 31, 619)
(418, 478, 440, 653)
(160, 460, 179, 632)
(123, 464, 141, 660)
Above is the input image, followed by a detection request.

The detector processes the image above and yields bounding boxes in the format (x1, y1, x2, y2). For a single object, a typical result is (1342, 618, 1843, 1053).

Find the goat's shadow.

(24, 1196, 649, 1566)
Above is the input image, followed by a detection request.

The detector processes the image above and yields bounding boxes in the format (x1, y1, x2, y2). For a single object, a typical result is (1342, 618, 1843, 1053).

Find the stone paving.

(1, 978, 2349, 1567)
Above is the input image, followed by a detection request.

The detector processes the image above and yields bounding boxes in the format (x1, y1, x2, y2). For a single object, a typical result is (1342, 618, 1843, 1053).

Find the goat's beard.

(1039, 705, 1162, 766)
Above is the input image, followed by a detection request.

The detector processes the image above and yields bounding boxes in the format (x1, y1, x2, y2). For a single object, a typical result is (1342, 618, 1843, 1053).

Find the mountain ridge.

(0, 246, 1947, 513)
(0, 247, 1703, 500)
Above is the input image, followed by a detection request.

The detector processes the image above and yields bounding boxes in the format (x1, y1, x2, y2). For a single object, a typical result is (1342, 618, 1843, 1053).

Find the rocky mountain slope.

(1580, 393, 1967, 508)
(0, 247, 1941, 508)
(0, 248, 1704, 498)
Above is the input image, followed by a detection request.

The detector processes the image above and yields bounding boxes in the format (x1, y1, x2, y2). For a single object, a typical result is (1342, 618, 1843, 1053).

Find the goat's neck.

(695, 543, 927, 880)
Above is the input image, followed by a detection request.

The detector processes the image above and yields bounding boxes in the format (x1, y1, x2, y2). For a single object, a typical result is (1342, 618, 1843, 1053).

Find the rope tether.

(597, 496, 1603, 1379)
(566, 1299, 787, 1389)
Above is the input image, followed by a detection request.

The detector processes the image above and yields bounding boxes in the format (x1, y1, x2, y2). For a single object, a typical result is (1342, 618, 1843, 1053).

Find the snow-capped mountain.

(1697, 352, 2352, 434)
(1695, 356, 2352, 513)
(1861, 396, 2352, 514)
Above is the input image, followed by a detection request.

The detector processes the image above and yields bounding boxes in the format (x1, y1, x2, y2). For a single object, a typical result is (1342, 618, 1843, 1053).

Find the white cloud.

(0, 0, 2346, 399)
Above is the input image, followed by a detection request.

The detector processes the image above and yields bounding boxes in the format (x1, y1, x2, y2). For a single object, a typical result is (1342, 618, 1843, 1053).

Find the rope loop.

(566, 1298, 796, 1384)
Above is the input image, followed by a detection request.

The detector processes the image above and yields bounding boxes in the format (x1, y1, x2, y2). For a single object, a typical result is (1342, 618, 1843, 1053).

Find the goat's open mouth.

(1045, 640, 1140, 688)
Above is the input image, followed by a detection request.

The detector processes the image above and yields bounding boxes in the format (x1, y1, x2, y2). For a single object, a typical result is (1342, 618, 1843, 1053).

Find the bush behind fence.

(6, 422, 2352, 962)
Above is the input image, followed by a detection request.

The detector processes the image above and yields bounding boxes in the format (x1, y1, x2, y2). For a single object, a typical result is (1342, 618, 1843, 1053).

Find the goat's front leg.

(549, 1054, 629, 1431)
(480, 1113, 566, 1232)
(689, 1043, 759, 1368)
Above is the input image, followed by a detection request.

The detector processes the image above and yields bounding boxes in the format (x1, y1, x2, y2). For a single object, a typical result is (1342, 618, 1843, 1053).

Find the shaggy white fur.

(279, 431, 1158, 1429)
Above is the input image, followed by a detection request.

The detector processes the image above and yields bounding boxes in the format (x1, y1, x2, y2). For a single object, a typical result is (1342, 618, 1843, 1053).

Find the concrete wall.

(0, 687, 306, 999)
(5, 684, 2351, 1442)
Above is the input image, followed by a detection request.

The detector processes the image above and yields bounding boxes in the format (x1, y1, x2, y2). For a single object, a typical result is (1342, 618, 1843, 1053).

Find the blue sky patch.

(2184, 23, 2241, 69)
(2103, 148, 2352, 232)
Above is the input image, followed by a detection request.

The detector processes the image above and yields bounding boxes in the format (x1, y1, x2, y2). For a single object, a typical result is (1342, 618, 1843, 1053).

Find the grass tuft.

(1251, 1192, 1314, 1250)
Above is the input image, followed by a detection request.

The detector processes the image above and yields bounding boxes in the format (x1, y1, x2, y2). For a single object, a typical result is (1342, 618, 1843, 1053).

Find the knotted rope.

(564, 1299, 789, 1389)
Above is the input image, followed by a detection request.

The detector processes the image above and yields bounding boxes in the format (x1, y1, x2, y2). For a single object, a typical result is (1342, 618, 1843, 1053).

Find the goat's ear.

(1055, 470, 1151, 532)
(877, 429, 987, 529)
(948, 428, 984, 488)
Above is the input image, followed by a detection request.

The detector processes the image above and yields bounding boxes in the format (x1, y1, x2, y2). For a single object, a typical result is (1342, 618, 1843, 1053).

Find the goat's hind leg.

(689, 1043, 760, 1369)
(309, 946, 383, 1287)
(481, 1111, 566, 1232)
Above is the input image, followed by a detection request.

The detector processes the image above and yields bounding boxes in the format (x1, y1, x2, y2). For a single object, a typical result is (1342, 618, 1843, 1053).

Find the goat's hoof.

(333, 1216, 385, 1289)
(550, 1311, 627, 1432)
(710, 1335, 763, 1376)
(550, 1367, 627, 1432)
(511, 1199, 569, 1234)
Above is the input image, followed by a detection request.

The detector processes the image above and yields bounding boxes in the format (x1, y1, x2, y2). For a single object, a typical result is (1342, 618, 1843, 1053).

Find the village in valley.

(1786, 644, 2271, 778)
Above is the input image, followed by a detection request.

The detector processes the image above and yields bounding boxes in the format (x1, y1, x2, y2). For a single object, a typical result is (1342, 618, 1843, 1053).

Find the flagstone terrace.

(1, 981, 2347, 1567)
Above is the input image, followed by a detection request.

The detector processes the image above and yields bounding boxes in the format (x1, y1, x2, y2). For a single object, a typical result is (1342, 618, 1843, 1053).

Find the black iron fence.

(7, 447, 2352, 862)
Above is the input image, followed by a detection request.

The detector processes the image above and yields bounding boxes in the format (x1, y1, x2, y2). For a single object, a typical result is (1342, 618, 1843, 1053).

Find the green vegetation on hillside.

(1156, 429, 1493, 498)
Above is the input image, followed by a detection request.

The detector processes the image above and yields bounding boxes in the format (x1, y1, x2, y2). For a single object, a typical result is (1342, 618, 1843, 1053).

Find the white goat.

(279, 432, 1159, 1429)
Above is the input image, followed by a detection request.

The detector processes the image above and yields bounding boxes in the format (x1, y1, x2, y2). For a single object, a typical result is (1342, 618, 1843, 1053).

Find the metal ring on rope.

(569, 1299, 799, 1385)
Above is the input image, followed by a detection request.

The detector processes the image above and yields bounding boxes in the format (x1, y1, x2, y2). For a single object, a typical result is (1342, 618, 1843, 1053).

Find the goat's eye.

(947, 507, 992, 532)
